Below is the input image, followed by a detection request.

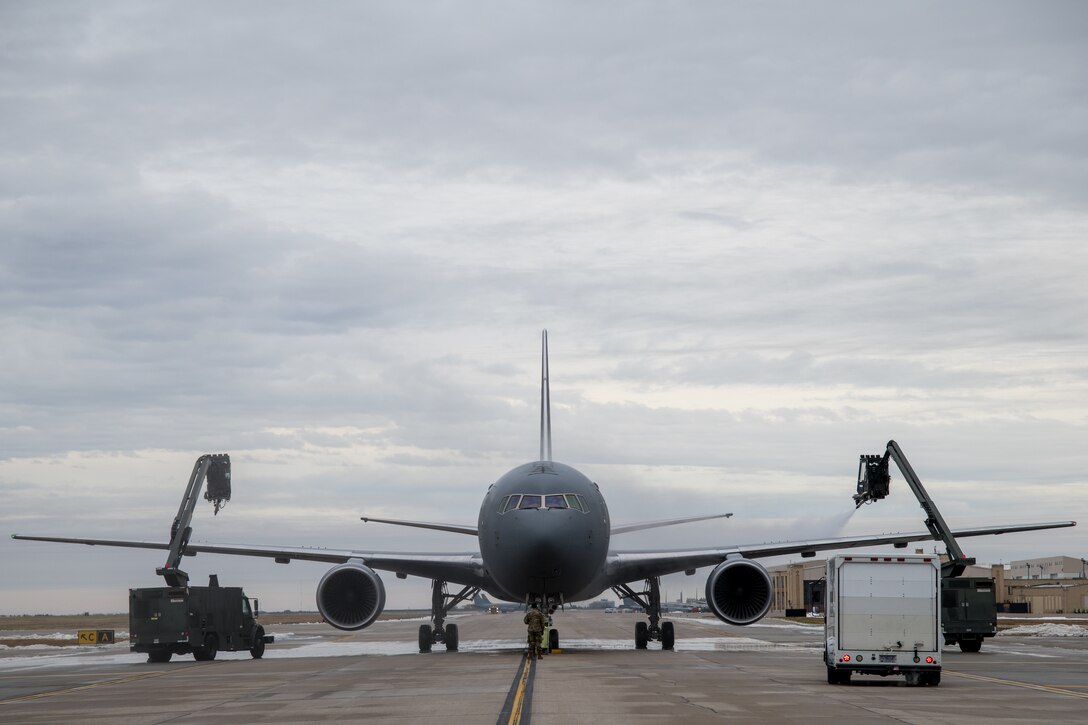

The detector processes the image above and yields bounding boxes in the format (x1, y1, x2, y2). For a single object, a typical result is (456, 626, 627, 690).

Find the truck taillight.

(925, 656, 934, 664)
(841, 654, 851, 662)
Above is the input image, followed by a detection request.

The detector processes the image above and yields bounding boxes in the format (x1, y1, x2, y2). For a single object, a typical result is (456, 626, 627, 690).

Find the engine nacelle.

(316, 561, 386, 631)
(705, 558, 772, 625)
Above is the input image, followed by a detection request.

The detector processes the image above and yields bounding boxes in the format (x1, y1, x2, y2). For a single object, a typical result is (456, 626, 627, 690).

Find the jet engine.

(704, 558, 772, 625)
(316, 561, 386, 631)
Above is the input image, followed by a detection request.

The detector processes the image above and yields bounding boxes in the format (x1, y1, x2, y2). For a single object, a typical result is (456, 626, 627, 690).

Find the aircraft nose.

(517, 516, 583, 580)
(524, 528, 565, 577)
(488, 508, 599, 598)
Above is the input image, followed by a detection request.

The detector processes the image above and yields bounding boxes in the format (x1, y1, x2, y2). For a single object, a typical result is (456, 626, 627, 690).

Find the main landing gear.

(418, 580, 480, 653)
(613, 577, 674, 650)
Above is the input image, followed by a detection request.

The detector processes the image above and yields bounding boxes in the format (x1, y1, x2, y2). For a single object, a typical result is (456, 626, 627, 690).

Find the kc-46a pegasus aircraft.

(13, 331, 1076, 652)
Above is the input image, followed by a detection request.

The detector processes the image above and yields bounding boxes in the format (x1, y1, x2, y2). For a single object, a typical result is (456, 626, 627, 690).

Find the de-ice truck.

(824, 553, 941, 686)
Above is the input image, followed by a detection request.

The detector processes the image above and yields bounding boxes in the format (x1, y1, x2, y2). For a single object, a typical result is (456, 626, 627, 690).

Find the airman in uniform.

(524, 602, 545, 660)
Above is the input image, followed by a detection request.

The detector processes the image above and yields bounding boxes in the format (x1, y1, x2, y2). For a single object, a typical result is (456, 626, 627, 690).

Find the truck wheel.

(959, 638, 982, 653)
(924, 671, 941, 686)
(904, 671, 922, 687)
(661, 622, 674, 650)
(194, 634, 218, 661)
(147, 650, 172, 663)
(250, 627, 266, 659)
(827, 667, 850, 685)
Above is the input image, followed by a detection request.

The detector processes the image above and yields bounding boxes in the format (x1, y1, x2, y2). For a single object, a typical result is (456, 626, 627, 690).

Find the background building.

(769, 553, 1088, 615)
(1008, 556, 1087, 580)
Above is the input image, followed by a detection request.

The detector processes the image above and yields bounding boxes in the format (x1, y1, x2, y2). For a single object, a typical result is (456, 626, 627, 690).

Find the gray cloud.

(1, 1, 1085, 612)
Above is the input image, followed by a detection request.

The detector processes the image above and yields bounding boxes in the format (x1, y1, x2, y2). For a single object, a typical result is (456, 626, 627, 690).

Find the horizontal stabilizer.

(611, 513, 733, 535)
(360, 516, 478, 536)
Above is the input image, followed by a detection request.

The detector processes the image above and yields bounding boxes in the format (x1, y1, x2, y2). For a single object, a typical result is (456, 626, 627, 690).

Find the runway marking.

(0, 667, 186, 705)
(944, 670, 1088, 700)
(498, 652, 535, 725)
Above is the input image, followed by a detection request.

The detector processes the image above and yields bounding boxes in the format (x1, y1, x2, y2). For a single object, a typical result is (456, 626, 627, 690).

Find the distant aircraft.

(13, 331, 1076, 652)
(472, 593, 519, 613)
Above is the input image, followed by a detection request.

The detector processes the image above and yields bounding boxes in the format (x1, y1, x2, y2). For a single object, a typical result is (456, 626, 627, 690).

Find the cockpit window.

(498, 493, 589, 514)
(518, 494, 542, 510)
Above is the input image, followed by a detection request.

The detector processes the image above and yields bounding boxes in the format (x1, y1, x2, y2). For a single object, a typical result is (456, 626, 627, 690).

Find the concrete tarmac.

(2, 611, 1087, 723)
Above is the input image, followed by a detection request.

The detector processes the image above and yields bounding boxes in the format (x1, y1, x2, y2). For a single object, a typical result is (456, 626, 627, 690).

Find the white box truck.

(824, 553, 941, 686)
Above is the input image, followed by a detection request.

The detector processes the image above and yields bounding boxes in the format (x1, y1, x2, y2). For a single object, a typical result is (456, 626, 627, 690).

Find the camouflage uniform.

(524, 606, 545, 660)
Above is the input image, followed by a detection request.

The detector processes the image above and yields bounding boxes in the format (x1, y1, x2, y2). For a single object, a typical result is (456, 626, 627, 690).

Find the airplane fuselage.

(478, 460, 610, 603)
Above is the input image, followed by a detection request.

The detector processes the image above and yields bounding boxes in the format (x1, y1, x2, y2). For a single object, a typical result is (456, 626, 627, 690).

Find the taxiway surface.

(2, 611, 1087, 723)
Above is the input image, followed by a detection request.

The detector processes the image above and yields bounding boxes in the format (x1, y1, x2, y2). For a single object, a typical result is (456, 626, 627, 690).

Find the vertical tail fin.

(540, 329, 552, 462)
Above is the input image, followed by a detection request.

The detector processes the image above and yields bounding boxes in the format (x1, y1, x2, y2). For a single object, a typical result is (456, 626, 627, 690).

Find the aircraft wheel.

(549, 628, 559, 651)
(445, 623, 459, 651)
(635, 621, 649, 649)
(250, 627, 266, 659)
(661, 621, 675, 650)
(418, 624, 433, 653)
(147, 649, 172, 663)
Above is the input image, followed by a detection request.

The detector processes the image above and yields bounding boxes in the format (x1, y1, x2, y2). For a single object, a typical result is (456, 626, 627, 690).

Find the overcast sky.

(2, 2, 1086, 615)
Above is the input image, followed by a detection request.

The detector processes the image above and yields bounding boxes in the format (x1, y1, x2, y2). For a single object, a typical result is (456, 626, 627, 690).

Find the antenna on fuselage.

(540, 329, 552, 462)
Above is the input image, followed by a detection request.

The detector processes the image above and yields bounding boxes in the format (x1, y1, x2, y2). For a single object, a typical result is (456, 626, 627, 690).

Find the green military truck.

(130, 577, 273, 662)
(125, 454, 273, 663)
(941, 576, 997, 652)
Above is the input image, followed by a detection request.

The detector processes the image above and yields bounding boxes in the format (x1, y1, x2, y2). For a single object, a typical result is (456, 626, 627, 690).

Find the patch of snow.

(997, 623, 1088, 637)
(0, 634, 816, 670)
(677, 617, 819, 632)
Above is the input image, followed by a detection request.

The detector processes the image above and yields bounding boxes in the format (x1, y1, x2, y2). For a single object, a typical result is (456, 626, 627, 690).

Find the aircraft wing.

(10, 534, 491, 588)
(604, 520, 1076, 584)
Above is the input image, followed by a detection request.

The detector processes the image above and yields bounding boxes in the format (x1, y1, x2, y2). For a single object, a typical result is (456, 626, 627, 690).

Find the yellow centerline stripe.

(944, 670, 1088, 700)
(506, 655, 532, 725)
